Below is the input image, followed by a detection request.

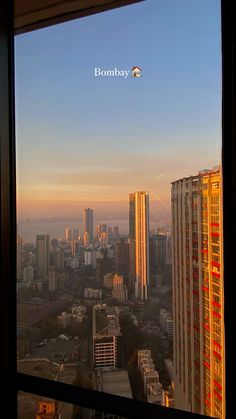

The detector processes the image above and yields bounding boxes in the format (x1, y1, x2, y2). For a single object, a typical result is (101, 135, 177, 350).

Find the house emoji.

(132, 66, 142, 77)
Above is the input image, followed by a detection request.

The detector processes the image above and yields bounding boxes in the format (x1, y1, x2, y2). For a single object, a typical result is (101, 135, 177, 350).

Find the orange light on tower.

(129, 191, 150, 300)
(171, 167, 225, 418)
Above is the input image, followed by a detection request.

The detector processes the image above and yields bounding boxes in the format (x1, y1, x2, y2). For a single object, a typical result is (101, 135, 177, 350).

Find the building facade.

(160, 309, 173, 338)
(93, 305, 124, 370)
(138, 349, 163, 405)
(112, 274, 128, 303)
(17, 236, 22, 281)
(129, 191, 150, 300)
(36, 234, 50, 278)
(65, 226, 72, 241)
(83, 208, 93, 243)
(171, 168, 224, 418)
(115, 239, 129, 278)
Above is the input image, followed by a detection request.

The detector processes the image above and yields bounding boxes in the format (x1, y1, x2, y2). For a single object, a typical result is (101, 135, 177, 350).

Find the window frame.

(0, 0, 235, 418)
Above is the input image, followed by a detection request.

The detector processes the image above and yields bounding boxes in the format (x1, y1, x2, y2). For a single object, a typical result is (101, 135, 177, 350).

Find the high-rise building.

(71, 240, 80, 257)
(160, 309, 173, 338)
(99, 232, 108, 246)
(96, 224, 107, 241)
(36, 234, 50, 278)
(48, 266, 57, 291)
(129, 191, 150, 300)
(96, 249, 114, 282)
(52, 249, 64, 271)
(93, 304, 124, 370)
(23, 265, 34, 282)
(171, 168, 224, 418)
(72, 227, 79, 240)
(113, 226, 119, 241)
(17, 237, 23, 281)
(150, 233, 167, 271)
(115, 239, 129, 277)
(51, 238, 58, 253)
(65, 226, 72, 241)
(83, 208, 93, 243)
(84, 249, 93, 266)
(83, 231, 90, 247)
(112, 274, 128, 303)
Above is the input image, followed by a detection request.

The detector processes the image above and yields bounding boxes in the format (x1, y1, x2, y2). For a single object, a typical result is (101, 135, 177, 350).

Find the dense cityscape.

(17, 167, 224, 419)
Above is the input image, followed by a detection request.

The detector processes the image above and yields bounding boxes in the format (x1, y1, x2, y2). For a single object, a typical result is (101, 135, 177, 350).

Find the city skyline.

(15, 1, 224, 417)
(15, 0, 221, 219)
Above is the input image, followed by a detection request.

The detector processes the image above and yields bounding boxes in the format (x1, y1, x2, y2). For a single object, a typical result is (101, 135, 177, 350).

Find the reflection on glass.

(18, 391, 127, 419)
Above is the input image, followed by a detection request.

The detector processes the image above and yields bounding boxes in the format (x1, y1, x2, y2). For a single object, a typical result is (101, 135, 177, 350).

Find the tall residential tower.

(17, 237, 23, 281)
(83, 208, 93, 243)
(171, 168, 224, 418)
(36, 234, 50, 278)
(129, 191, 150, 300)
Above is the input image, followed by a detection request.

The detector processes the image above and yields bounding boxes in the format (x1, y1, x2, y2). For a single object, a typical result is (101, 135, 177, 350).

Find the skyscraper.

(171, 168, 224, 418)
(113, 226, 119, 241)
(71, 240, 80, 257)
(72, 227, 79, 240)
(149, 233, 167, 271)
(65, 226, 72, 241)
(115, 239, 129, 277)
(36, 234, 50, 278)
(96, 224, 106, 240)
(83, 231, 90, 247)
(51, 238, 58, 253)
(129, 191, 150, 300)
(83, 208, 93, 243)
(17, 237, 22, 281)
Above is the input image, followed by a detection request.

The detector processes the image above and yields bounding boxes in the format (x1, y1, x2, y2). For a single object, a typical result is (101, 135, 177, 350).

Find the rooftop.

(93, 304, 121, 337)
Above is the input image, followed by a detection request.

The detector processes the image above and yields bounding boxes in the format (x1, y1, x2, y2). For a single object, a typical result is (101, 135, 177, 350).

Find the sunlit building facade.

(171, 168, 224, 418)
(65, 226, 72, 241)
(129, 191, 150, 300)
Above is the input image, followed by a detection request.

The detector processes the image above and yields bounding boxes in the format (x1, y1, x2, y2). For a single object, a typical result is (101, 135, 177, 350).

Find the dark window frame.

(0, 0, 235, 418)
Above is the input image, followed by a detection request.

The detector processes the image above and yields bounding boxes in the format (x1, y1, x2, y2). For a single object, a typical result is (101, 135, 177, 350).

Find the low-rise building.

(84, 287, 102, 299)
(57, 305, 86, 328)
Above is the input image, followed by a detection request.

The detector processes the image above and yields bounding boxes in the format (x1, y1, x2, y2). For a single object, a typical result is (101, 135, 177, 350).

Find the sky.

(15, 0, 221, 221)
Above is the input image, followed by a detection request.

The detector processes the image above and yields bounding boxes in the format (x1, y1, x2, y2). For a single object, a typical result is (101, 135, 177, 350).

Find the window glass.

(16, 0, 223, 417)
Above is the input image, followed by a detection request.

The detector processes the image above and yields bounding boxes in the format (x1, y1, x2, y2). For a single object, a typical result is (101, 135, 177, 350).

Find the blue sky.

(15, 0, 221, 219)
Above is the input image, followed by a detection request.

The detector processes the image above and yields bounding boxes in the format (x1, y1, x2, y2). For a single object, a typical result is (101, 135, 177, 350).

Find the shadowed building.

(36, 234, 50, 278)
(115, 239, 129, 277)
(17, 236, 23, 281)
(83, 208, 93, 243)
